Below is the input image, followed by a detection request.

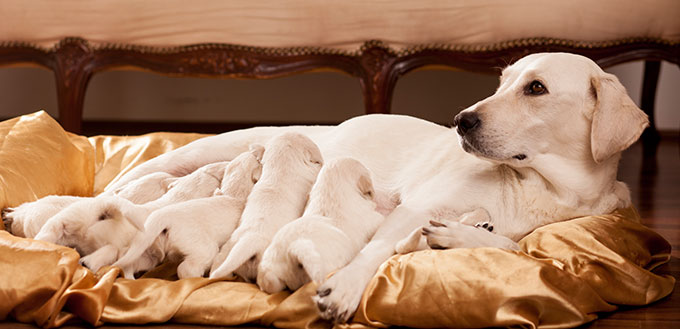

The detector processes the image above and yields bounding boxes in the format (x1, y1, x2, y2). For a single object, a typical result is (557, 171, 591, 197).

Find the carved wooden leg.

(358, 41, 398, 114)
(52, 38, 94, 134)
(640, 60, 661, 152)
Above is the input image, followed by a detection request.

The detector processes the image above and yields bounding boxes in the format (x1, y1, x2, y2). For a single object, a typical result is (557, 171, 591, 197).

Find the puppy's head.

(315, 157, 375, 201)
(262, 132, 323, 179)
(169, 161, 228, 196)
(219, 144, 264, 199)
(453, 52, 648, 166)
(33, 196, 138, 255)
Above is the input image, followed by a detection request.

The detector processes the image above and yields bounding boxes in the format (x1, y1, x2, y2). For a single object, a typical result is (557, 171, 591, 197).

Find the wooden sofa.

(0, 1, 678, 141)
(0, 1, 678, 328)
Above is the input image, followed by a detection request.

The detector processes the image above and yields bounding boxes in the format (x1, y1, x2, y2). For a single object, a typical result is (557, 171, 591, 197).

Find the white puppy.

(32, 161, 229, 273)
(111, 171, 178, 204)
(113, 146, 263, 279)
(2, 171, 178, 238)
(209, 132, 323, 282)
(257, 157, 384, 293)
(104, 53, 647, 322)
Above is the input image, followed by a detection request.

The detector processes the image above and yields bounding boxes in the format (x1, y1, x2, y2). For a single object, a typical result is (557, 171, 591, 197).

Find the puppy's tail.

(210, 234, 265, 280)
(113, 213, 168, 276)
(289, 239, 324, 284)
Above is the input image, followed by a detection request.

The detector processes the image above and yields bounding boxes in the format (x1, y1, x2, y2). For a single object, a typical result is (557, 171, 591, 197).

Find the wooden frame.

(0, 37, 678, 137)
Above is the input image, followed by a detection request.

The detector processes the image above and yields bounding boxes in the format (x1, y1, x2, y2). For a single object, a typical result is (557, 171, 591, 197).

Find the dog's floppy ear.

(590, 73, 649, 163)
(249, 144, 265, 162)
(358, 174, 375, 200)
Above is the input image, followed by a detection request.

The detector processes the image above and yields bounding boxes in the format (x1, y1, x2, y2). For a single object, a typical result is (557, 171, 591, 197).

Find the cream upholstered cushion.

(1, 0, 678, 50)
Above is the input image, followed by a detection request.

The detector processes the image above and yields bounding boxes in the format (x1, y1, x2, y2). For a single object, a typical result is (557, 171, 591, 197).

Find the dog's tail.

(113, 213, 169, 278)
(289, 239, 324, 284)
(210, 234, 266, 280)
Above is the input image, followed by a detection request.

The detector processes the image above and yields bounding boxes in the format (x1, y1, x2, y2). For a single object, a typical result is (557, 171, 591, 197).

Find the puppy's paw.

(79, 254, 108, 273)
(2, 208, 14, 231)
(313, 267, 366, 323)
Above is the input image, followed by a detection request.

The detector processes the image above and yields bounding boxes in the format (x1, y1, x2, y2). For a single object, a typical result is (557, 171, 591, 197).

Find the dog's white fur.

(113, 146, 263, 279)
(104, 53, 647, 322)
(111, 171, 178, 204)
(209, 132, 323, 282)
(30, 161, 230, 274)
(2, 171, 178, 238)
(257, 157, 384, 293)
(120, 161, 230, 228)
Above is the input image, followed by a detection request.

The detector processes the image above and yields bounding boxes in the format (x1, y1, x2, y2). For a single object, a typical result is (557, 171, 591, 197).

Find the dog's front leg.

(79, 244, 119, 272)
(314, 204, 430, 323)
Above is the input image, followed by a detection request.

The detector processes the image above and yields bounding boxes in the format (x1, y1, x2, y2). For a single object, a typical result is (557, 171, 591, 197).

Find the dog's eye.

(98, 213, 108, 221)
(525, 80, 548, 95)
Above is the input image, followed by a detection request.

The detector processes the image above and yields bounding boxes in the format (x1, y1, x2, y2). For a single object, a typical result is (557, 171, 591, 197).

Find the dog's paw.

(474, 221, 494, 232)
(422, 220, 481, 249)
(79, 254, 107, 273)
(2, 208, 14, 230)
(313, 266, 366, 323)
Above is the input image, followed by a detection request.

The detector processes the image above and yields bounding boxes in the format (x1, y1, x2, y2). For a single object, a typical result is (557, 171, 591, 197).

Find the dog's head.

(453, 52, 648, 166)
(218, 144, 264, 199)
(33, 196, 139, 255)
(262, 132, 324, 180)
(305, 157, 376, 217)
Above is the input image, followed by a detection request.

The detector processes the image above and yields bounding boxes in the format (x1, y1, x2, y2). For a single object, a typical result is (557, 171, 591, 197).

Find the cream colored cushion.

(1, 0, 678, 50)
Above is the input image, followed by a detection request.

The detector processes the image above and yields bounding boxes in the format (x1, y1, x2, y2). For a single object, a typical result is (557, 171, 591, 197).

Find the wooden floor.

(582, 136, 679, 328)
(1, 133, 678, 329)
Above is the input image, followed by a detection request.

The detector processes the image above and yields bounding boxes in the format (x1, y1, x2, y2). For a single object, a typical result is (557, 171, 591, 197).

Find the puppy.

(31, 161, 228, 273)
(113, 146, 263, 279)
(209, 132, 323, 282)
(103, 160, 230, 229)
(2, 171, 178, 238)
(111, 171, 178, 204)
(257, 157, 384, 293)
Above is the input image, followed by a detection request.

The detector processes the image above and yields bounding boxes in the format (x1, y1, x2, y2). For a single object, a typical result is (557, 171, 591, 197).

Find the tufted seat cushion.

(1, 0, 678, 50)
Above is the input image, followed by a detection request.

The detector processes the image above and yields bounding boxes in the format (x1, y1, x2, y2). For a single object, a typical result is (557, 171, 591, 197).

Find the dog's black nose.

(453, 112, 480, 136)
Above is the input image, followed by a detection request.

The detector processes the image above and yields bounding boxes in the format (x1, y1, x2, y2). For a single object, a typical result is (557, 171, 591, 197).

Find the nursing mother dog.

(108, 53, 648, 322)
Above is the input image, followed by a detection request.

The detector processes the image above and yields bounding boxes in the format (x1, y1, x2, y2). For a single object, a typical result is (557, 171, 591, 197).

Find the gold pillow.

(0, 111, 94, 211)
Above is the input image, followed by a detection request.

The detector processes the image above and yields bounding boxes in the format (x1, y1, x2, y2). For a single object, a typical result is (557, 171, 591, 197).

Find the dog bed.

(0, 111, 674, 328)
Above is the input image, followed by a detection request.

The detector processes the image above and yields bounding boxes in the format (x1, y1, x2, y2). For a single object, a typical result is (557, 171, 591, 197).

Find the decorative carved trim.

(0, 36, 678, 133)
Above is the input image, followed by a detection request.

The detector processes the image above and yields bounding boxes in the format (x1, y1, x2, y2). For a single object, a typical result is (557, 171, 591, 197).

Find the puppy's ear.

(249, 144, 265, 162)
(358, 174, 375, 200)
(590, 73, 649, 163)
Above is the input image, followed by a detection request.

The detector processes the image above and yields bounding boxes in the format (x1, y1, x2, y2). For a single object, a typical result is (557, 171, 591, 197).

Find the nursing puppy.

(2, 171, 177, 238)
(105, 53, 648, 322)
(209, 132, 323, 282)
(257, 157, 384, 293)
(111, 171, 178, 204)
(113, 146, 263, 279)
(32, 161, 228, 273)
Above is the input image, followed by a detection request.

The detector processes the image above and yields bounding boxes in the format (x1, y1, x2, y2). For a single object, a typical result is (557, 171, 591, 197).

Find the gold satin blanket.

(0, 111, 674, 328)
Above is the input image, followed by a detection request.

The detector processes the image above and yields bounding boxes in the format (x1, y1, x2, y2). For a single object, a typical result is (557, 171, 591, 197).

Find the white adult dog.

(106, 53, 648, 322)
(209, 132, 324, 282)
(257, 157, 384, 294)
(113, 146, 263, 279)
(2, 171, 177, 238)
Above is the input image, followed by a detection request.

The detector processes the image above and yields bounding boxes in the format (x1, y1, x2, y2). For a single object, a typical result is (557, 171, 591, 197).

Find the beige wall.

(0, 61, 678, 131)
